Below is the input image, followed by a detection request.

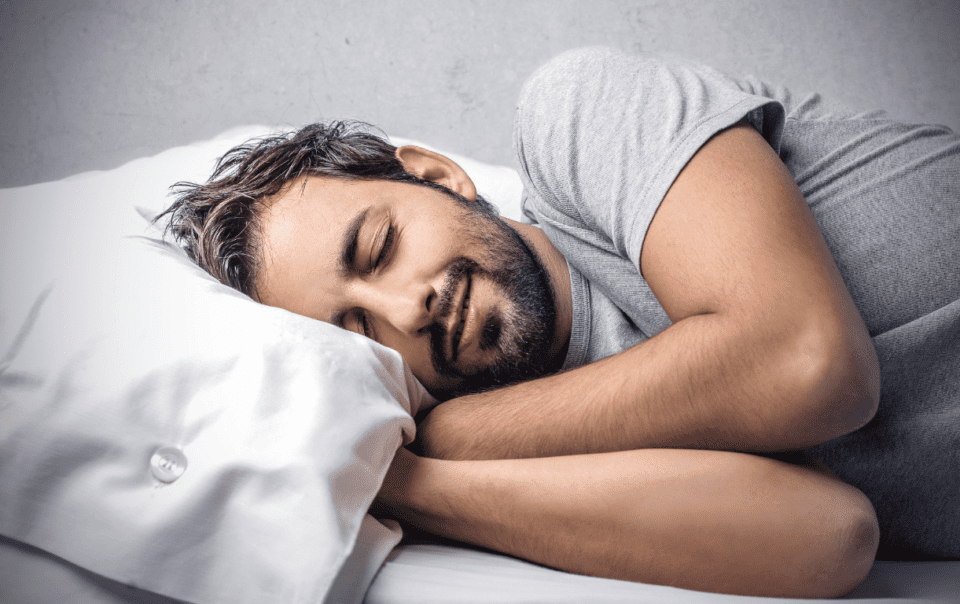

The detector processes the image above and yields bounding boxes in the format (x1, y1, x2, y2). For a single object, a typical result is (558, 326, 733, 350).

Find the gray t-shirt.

(514, 47, 959, 559)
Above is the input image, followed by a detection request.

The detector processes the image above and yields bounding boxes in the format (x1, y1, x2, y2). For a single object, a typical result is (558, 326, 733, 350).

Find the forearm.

(420, 307, 877, 460)
(376, 447, 878, 598)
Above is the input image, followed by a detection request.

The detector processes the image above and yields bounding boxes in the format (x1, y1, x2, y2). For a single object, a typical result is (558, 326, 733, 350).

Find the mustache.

(428, 257, 479, 378)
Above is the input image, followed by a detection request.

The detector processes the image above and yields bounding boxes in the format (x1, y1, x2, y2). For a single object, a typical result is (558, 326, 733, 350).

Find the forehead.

(259, 175, 372, 249)
(256, 176, 372, 315)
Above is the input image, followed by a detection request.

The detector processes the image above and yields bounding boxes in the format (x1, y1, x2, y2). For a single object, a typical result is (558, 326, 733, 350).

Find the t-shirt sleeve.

(514, 47, 785, 273)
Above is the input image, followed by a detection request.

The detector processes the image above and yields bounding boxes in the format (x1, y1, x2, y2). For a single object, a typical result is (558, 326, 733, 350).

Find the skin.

(375, 448, 878, 599)
(255, 124, 881, 596)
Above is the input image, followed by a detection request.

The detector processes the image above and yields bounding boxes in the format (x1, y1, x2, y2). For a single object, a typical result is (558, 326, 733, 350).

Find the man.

(161, 48, 958, 595)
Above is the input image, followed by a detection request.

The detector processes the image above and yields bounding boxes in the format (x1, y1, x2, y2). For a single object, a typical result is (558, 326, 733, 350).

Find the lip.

(447, 273, 472, 363)
(457, 286, 479, 358)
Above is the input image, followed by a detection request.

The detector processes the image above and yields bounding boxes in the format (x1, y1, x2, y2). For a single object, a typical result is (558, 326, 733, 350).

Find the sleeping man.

(161, 48, 959, 597)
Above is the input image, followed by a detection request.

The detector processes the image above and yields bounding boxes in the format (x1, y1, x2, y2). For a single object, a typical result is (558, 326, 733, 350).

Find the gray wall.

(2, 0, 959, 188)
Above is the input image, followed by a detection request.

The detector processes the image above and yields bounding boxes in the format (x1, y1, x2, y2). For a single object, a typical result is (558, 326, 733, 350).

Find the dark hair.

(158, 120, 488, 300)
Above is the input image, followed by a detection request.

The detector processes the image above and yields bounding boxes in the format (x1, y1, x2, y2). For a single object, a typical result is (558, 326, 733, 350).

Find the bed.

(1, 126, 957, 604)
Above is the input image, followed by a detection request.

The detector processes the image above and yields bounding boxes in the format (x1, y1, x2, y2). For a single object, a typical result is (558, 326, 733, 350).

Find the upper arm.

(642, 122, 834, 321)
(641, 122, 880, 427)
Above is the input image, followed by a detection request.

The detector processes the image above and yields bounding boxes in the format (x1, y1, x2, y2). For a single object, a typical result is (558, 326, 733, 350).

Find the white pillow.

(0, 125, 523, 604)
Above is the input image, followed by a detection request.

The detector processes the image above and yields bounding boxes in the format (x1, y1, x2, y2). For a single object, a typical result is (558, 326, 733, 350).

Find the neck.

(504, 218, 572, 370)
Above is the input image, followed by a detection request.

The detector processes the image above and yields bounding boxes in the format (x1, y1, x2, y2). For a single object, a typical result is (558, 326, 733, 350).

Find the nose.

(362, 279, 436, 336)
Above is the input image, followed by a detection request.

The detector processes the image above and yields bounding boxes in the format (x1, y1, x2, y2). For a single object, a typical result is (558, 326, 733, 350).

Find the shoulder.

(514, 47, 744, 159)
(513, 48, 670, 173)
(520, 46, 626, 91)
(513, 48, 788, 266)
(516, 47, 676, 122)
(514, 47, 783, 179)
(519, 47, 676, 93)
(512, 49, 701, 262)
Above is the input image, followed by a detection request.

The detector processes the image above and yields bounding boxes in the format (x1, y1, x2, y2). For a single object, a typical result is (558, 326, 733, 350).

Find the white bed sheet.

(2, 533, 957, 604)
(365, 540, 960, 604)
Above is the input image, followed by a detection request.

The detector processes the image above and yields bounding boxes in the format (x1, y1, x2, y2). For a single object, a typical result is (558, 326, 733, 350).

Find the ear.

(395, 145, 477, 202)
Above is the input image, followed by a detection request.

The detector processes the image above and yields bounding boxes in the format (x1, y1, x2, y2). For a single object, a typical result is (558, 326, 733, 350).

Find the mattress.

(367, 538, 960, 603)
(2, 534, 957, 603)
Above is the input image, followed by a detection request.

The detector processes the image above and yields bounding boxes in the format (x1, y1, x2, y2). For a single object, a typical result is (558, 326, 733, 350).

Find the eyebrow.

(338, 207, 371, 278)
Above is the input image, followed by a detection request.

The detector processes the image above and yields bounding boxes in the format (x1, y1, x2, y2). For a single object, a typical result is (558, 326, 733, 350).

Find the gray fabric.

(513, 47, 959, 559)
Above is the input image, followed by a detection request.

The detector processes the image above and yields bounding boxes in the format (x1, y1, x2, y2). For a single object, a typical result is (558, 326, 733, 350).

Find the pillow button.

(150, 446, 188, 483)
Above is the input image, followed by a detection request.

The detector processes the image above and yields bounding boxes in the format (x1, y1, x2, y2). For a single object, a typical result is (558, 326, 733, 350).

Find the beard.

(424, 194, 558, 400)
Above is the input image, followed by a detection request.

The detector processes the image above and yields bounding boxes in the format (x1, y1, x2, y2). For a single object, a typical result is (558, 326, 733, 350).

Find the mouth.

(448, 273, 472, 364)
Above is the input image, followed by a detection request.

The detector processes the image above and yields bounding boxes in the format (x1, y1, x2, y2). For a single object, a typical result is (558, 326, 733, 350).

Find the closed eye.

(358, 311, 372, 338)
(341, 308, 375, 342)
(370, 224, 396, 272)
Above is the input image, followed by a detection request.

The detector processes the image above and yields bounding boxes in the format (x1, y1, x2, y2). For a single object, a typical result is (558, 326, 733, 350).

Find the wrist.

(418, 399, 473, 460)
(376, 446, 452, 520)
(376, 447, 418, 509)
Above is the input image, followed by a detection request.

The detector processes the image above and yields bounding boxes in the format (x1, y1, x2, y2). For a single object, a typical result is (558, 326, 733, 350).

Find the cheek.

(376, 331, 439, 386)
(419, 229, 465, 262)
(453, 219, 510, 267)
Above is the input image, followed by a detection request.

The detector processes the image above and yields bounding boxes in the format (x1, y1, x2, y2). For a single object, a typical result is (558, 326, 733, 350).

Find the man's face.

(256, 174, 557, 399)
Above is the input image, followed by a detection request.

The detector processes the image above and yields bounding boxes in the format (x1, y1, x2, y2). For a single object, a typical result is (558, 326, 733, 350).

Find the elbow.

(774, 467, 879, 599)
(815, 489, 880, 598)
(782, 315, 881, 445)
